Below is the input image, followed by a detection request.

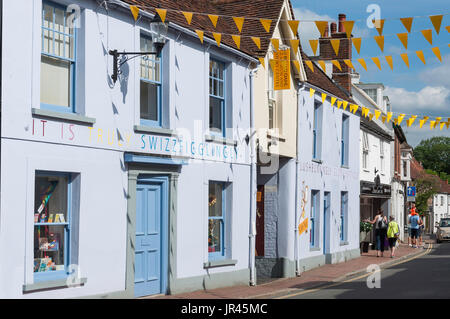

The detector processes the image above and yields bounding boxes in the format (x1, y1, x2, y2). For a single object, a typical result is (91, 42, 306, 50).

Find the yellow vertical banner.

(309, 39, 319, 55)
(397, 33, 408, 50)
(130, 5, 140, 21)
(400, 53, 410, 68)
(182, 11, 193, 25)
(352, 38, 362, 54)
(421, 29, 433, 45)
(400, 17, 414, 33)
(431, 47, 442, 62)
(233, 16, 245, 33)
(260, 19, 272, 33)
(374, 35, 385, 52)
(429, 15, 443, 34)
(385, 56, 394, 71)
(416, 51, 426, 64)
(273, 49, 291, 91)
(208, 14, 219, 28)
(331, 39, 340, 56)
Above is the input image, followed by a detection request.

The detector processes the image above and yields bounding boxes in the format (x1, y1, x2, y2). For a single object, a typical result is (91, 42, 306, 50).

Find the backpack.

(378, 216, 387, 229)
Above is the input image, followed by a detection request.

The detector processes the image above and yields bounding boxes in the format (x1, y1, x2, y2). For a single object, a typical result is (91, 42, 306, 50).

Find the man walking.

(409, 204, 420, 248)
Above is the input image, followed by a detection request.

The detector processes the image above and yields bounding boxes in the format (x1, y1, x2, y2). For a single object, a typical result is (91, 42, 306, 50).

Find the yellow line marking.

(276, 244, 433, 299)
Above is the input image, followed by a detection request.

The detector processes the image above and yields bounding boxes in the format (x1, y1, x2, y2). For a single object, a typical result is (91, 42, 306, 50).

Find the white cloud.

(403, 125, 450, 148)
(419, 54, 450, 87)
(384, 86, 450, 114)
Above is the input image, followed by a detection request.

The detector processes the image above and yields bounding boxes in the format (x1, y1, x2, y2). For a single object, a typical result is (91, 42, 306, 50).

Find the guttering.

(107, 0, 258, 64)
(249, 68, 257, 286)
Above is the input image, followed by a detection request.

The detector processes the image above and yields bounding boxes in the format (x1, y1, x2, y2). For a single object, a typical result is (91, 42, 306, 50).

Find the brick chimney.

(319, 13, 353, 94)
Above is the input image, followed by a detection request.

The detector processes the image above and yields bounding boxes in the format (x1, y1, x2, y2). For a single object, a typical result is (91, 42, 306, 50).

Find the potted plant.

(360, 221, 373, 253)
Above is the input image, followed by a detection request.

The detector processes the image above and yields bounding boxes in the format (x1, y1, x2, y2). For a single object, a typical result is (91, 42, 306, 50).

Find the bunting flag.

(400, 53, 410, 68)
(259, 57, 265, 68)
(337, 100, 343, 109)
(362, 107, 370, 117)
(397, 33, 408, 50)
(182, 11, 193, 25)
(350, 104, 358, 114)
(130, 5, 139, 21)
(315, 21, 329, 37)
(397, 114, 406, 125)
(331, 97, 337, 106)
(371, 57, 382, 70)
(233, 16, 245, 33)
(322, 93, 327, 103)
(447, 26, 450, 33)
(435, 117, 442, 125)
(293, 60, 301, 73)
(195, 30, 204, 44)
(400, 17, 414, 33)
(416, 50, 426, 64)
(344, 59, 355, 70)
(352, 38, 362, 54)
(332, 60, 342, 71)
(318, 60, 326, 72)
(382, 115, 387, 123)
(231, 35, 241, 49)
(419, 119, 426, 128)
(213, 32, 222, 47)
(271, 38, 279, 51)
(290, 39, 300, 53)
(288, 20, 300, 35)
(385, 56, 394, 70)
(305, 60, 315, 72)
(373, 19, 385, 35)
(406, 116, 417, 127)
(374, 35, 385, 52)
(429, 15, 443, 34)
(310, 88, 316, 97)
(369, 113, 374, 121)
(432, 47, 442, 62)
(342, 20, 355, 38)
(374, 110, 381, 120)
(310, 39, 319, 55)
(357, 58, 367, 71)
(260, 19, 272, 33)
(208, 14, 219, 28)
(421, 29, 433, 45)
(386, 112, 393, 123)
(343, 101, 349, 111)
(251, 37, 261, 49)
(331, 39, 340, 56)
(430, 120, 436, 129)
(440, 122, 446, 130)
(155, 8, 167, 23)
(446, 119, 450, 129)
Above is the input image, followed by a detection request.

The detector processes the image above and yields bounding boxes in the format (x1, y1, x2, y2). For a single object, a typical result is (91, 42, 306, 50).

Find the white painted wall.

(433, 193, 449, 233)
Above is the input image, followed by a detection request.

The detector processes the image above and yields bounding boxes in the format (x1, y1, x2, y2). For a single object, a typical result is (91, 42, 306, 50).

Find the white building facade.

(0, 0, 257, 298)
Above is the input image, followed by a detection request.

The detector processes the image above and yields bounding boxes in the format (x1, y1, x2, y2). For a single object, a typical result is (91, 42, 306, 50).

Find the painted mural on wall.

(298, 181, 309, 235)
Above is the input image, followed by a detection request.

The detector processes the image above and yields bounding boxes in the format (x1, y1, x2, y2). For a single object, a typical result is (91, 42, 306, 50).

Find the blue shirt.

(410, 215, 420, 229)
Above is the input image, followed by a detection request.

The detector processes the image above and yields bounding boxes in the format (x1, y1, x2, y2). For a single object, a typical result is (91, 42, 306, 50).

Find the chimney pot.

(323, 22, 329, 37)
(330, 22, 337, 34)
(338, 13, 346, 33)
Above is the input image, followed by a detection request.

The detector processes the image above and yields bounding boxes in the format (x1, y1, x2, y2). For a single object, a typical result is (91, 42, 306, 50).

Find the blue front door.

(135, 177, 168, 297)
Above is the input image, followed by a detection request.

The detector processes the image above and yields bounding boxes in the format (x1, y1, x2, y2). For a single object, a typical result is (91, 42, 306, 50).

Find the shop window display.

(208, 182, 225, 259)
(33, 173, 70, 279)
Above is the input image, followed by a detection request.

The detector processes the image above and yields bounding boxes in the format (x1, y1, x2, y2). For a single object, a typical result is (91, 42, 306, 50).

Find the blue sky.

(291, 0, 450, 146)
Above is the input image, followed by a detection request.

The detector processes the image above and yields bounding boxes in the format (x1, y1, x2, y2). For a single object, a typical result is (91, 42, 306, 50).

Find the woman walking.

(387, 216, 400, 258)
(366, 209, 388, 257)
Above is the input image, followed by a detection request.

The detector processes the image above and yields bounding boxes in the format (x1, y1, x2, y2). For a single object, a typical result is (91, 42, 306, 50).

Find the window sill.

(23, 277, 87, 293)
(312, 159, 323, 164)
(363, 169, 370, 172)
(204, 134, 237, 147)
(267, 131, 286, 142)
(134, 125, 177, 136)
(341, 165, 349, 169)
(310, 247, 321, 252)
(203, 259, 237, 269)
(340, 241, 349, 246)
(32, 108, 95, 126)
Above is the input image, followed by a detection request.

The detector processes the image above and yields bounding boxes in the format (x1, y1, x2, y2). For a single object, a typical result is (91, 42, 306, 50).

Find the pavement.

(149, 237, 434, 299)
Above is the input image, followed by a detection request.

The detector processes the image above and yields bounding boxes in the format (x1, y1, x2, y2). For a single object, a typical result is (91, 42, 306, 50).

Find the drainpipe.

(249, 68, 257, 286)
(294, 81, 306, 276)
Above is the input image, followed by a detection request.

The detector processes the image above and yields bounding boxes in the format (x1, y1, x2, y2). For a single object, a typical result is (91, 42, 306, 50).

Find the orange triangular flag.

(288, 20, 300, 35)
(397, 114, 406, 125)
(386, 112, 393, 123)
(362, 107, 369, 117)
(357, 58, 367, 71)
(400, 53, 409, 68)
(293, 60, 301, 73)
(213, 32, 222, 47)
(208, 14, 219, 28)
(447, 26, 450, 33)
(344, 59, 355, 70)
(382, 116, 387, 123)
(374, 35, 384, 52)
(331, 39, 340, 56)
(310, 39, 319, 56)
(397, 33, 408, 50)
(374, 110, 381, 120)
(259, 57, 265, 69)
(233, 17, 245, 33)
(232, 35, 241, 49)
(432, 47, 442, 62)
(371, 57, 382, 70)
(318, 60, 326, 72)
(343, 101, 349, 111)
(421, 29, 433, 45)
(337, 100, 343, 109)
(331, 97, 337, 106)
(290, 39, 300, 53)
(342, 21, 355, 38)
(332, 60, 342, 71)
(322, 93, 327, 103)
(271, 38, 279, 51)
(373, 19, 385, 35)
(260, 19, 272, 33)
(352, 38, 362, 54)
(182, 11, 193, 25)
(440, 122, 445, 130)
(430, 120, 436, 129)
(155, 8, 167, 23)
(310, 88, 316, 97)
(315, 21, 328, 37)
(195, 30, 204, 44)
(416, 51, 426, 65)
(400, 17, 414, 33)
(130, 5, 139, 21)
(385, 56, 393, 70)
(305, 60, 315, 72)
(429, 15, 443, 34)
(406, 116, 417, 127)
(251, 37, 261, 49)
(369, 113, 374, 121)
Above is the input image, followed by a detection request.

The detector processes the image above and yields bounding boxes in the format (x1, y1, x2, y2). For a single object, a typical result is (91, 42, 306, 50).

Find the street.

(277, 242, 450, 299)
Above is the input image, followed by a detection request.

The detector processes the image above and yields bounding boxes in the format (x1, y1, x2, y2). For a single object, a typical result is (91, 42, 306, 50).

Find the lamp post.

(109, 13, 168, 83)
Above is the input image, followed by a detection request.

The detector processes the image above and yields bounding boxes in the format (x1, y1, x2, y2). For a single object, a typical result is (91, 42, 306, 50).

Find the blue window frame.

(340, 192, 348, 242)
(310, 190, 319, 248)
(341, 114, 349, 166)
(140, 34, 162, 127)
(313, 102, 321, 160)
(33, 172, 72, 282)
(209, 59, 226, 137)
(41, 1, 76, 113)
(208, 181, 227, 260)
